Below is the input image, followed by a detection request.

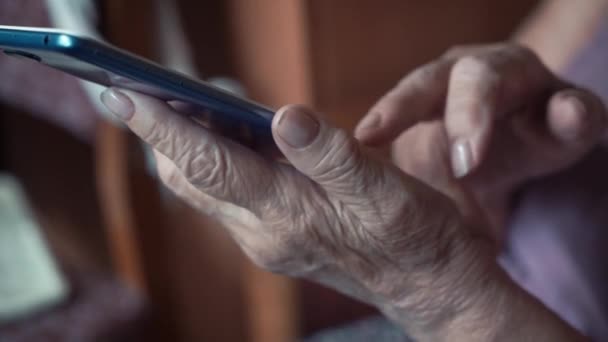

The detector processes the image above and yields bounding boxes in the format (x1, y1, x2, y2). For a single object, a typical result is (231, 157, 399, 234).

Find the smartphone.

(0, 25, 275, 145)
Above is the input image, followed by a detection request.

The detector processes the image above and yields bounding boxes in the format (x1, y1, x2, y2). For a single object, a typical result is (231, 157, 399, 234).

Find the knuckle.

(182, 142, 229, 190)
(246, 231, 312, 276)
(373, 188, 460, 263)
(379, 192, 415, 233)
(140, 114, 194, 166)
(452, 55, 498, 82)
(144, 115, 234, 198)
(250, 202, 321, 276)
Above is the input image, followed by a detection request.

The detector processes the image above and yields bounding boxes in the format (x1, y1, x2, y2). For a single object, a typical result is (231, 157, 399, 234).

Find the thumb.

(547, 88, 607, 146)
(271, 105, 389, 204)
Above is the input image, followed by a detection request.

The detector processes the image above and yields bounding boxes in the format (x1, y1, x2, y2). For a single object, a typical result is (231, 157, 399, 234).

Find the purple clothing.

(500, 18, 608, 340)
(564, 18, 608, 102)
(501, 149, 608, 338)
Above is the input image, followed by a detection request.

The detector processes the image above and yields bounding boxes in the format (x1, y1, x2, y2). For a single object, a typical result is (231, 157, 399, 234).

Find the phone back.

(0, 26, 275, 147)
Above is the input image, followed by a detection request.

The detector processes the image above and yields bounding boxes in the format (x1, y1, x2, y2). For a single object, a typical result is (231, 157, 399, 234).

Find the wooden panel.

(175, 0, 236, 77)
(226, 1, 309, 341)
(95, 122, 146, 290)
(99, 2, 253, 341)
(98, 1, 178, 340)
(228, 0, 314, 107)
(306, 0, 540, 127)
(159, 198, 248, 342)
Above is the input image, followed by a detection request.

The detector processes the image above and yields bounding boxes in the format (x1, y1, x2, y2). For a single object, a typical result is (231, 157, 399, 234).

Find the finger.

(445, 48, 554, 178)
(272, 105, 404, 207)
(153, 148, 217, 211)
(353, 45, 484, 146)
(354, 59, 453, 145)
(100, 87, 278, 213)
(484, 87, 608, 184)
(547, 88, 607, 146)
(444, 56, 502, 178)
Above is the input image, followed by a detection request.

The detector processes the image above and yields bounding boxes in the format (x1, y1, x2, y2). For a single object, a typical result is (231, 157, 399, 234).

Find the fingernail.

(100, 88, 134, 120)
(563, 94, 586, 115)
(356, 113, 381, 131)
(276, 108, 320, 148)
(451, 139, 474, 178)
(553, 93, 588, 142)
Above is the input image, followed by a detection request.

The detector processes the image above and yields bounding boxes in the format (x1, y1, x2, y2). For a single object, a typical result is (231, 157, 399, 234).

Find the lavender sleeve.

(499, 17, 608, 341)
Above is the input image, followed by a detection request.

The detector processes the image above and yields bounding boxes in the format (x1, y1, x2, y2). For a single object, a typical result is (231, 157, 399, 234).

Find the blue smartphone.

(0, 25, 275, 145)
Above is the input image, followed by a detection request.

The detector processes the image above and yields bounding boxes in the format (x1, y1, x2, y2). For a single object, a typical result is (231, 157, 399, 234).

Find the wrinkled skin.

(100, 43, 606, 340)
(356, 44, 607, 236)
(101, 89, 494, 337)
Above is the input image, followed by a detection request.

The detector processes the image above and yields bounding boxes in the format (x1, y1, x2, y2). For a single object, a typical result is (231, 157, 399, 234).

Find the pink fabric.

(0, 0, 97, 140)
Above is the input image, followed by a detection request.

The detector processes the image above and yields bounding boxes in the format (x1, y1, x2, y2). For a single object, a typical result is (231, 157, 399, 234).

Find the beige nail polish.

(451, 140, 474, 178)
(100, 88, 135, 120)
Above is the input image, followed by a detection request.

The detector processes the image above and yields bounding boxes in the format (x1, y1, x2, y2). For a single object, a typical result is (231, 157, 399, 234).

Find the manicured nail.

(451, 139, 474, 178)
(100, 88, 134, 120)
(276, 108, 320, 148)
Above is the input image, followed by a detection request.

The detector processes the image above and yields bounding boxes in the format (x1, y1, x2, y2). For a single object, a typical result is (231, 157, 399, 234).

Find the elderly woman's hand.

(100, 89, 503, 339)
(356, 44, 608, 233)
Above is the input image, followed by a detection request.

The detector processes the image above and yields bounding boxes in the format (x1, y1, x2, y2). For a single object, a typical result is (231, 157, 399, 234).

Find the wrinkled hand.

(100, 89, 498, 338)
(356, 44, 608, 232)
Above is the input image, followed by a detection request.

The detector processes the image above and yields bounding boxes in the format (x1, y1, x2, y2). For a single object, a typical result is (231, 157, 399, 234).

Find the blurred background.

(0, 0, 542, 341)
